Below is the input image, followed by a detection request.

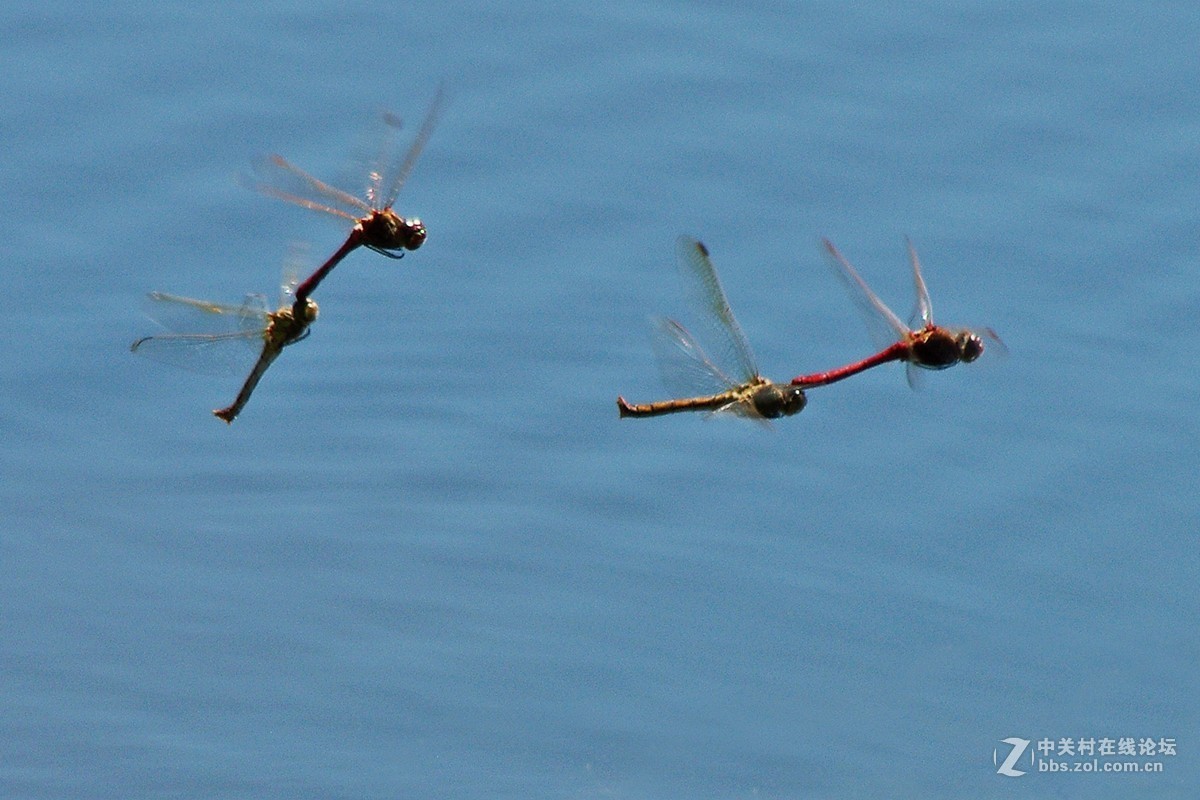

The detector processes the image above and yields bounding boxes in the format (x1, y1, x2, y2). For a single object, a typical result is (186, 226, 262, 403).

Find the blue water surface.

(2, 2, 1197, 798)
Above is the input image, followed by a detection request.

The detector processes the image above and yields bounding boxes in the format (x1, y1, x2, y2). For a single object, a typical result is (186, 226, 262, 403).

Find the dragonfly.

(790, 238, 1005, 390)
(248, 87, 444, 312)
(617, 236, 807, 421)
(131, 271, 318, 423)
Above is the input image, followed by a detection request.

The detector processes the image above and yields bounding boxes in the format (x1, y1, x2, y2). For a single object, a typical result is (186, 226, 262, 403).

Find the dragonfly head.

(752, 384, 807, 419)
(957, 330, 984, 363)
(299, 298, 319, 324)
(402, 217, 427, 250)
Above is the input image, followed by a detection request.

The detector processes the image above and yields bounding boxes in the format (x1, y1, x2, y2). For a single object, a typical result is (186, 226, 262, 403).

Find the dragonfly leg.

(365, 245, 405, 259)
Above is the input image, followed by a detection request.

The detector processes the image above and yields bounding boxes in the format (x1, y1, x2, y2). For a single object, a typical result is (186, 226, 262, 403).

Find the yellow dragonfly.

(617, 236, 806, 422)
(131, 271, 318, 423)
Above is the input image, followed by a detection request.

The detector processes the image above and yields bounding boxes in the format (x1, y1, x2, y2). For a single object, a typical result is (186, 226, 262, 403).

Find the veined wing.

(980, 327, 1009, 357)
(377, 85, 445, 210)
(711, 394, 775, 429)
(247, 153, 373, 222)
(904, 240, 932, 389)
(132, 292, 268, 375)
(650, 317, 738, 399)
(905, 237, 934, 329)
(280, 269, 299, 307)
(130, 329, 264, 375)
(141, 291, 269, 334)
(142, 291, 258, 319)
(905, 361, 926, 391)
(821, 238, 910, 349)
(278, 250, 309, 307)
(674, 235, 760, 385)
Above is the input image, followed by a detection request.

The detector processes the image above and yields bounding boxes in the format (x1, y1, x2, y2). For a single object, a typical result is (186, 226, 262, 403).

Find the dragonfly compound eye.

(302, 299, 319, 323)
(781, 386, 807, 416)
(405, 219, 427, 250)
(753, 385, 807, 418)
(959, 332, 984, 362)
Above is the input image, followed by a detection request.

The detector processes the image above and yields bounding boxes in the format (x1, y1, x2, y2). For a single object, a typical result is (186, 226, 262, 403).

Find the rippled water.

(3, 3, 1197, 798)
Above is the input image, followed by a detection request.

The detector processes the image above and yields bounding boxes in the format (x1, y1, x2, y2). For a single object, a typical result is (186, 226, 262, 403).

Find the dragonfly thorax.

(750, 383, 807, 418)
(267, 299, 317, 349)
(908, 328, 965, 369)
(361, 210, 426, 252)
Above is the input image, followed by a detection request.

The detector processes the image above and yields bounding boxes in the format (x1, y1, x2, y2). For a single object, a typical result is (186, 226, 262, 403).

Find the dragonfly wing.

(280, 270, 299, 305)
(246, 154, 371, 221)
(379, 85, 445, 209)
(238, 294, 271, 335)
(136, 291, 268, 375)
(142, 292, 269, 336)
(277, 247, 312, 306)
(131, 329, 263, 376)
(980, 327, 1009, 357)
(143, 291, 251, 319)
(650, 316, 737, 398)
(707, 398, 774, 430)
(905, 237, 934, 329)
(674, 235, 760, 384)
(821, 238, 910, 349)
(905, 361, 927, 391)
(364, 112, 403, 210)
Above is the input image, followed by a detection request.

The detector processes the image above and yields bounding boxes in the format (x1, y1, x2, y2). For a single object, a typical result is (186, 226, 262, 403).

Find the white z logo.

(994, 737, 1030, 777)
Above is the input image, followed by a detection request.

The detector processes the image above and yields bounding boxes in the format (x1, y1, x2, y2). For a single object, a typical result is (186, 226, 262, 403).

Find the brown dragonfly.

(248, 87, 444, 312)
(791, 238, 1005, 389)
(131, 271, 318, 423)
(617, 236, 806, 422)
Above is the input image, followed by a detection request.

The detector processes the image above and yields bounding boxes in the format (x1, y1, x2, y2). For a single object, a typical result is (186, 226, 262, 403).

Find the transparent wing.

(674, 235, 760, 384)
(364, 112, 404, 210)
(905, 361, 926, 391)
(245, 153, 371, 222)
(236, 293, 271, 333)
(379, 85, 445, 209)
(821, 238, 910, 349)
(280, 269, 299, 307)
(709, 397, 775, 430)
(278, 247, 310, 306)
(649, 317, 737, 398)
(133, 292, 268, 375)
(979, 327, 1009, 358)
(905, 237, 934, 329)
(140, 291, 269, 334)
(130, 330, 264, 375)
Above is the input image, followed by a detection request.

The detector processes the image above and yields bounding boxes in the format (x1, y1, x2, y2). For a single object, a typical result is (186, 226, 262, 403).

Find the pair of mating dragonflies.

(616, 235, 1004, 422)
(130, 90, 444, 422)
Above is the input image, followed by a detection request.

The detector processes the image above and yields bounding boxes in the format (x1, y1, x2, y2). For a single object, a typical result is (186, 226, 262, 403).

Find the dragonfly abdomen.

(617, 393, 735, 418)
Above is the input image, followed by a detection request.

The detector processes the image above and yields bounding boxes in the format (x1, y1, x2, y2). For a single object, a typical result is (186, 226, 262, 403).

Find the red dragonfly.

(617, 236, 807, 422)
(249, 87, 444, 311)
(791, 238, 1005, 389)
